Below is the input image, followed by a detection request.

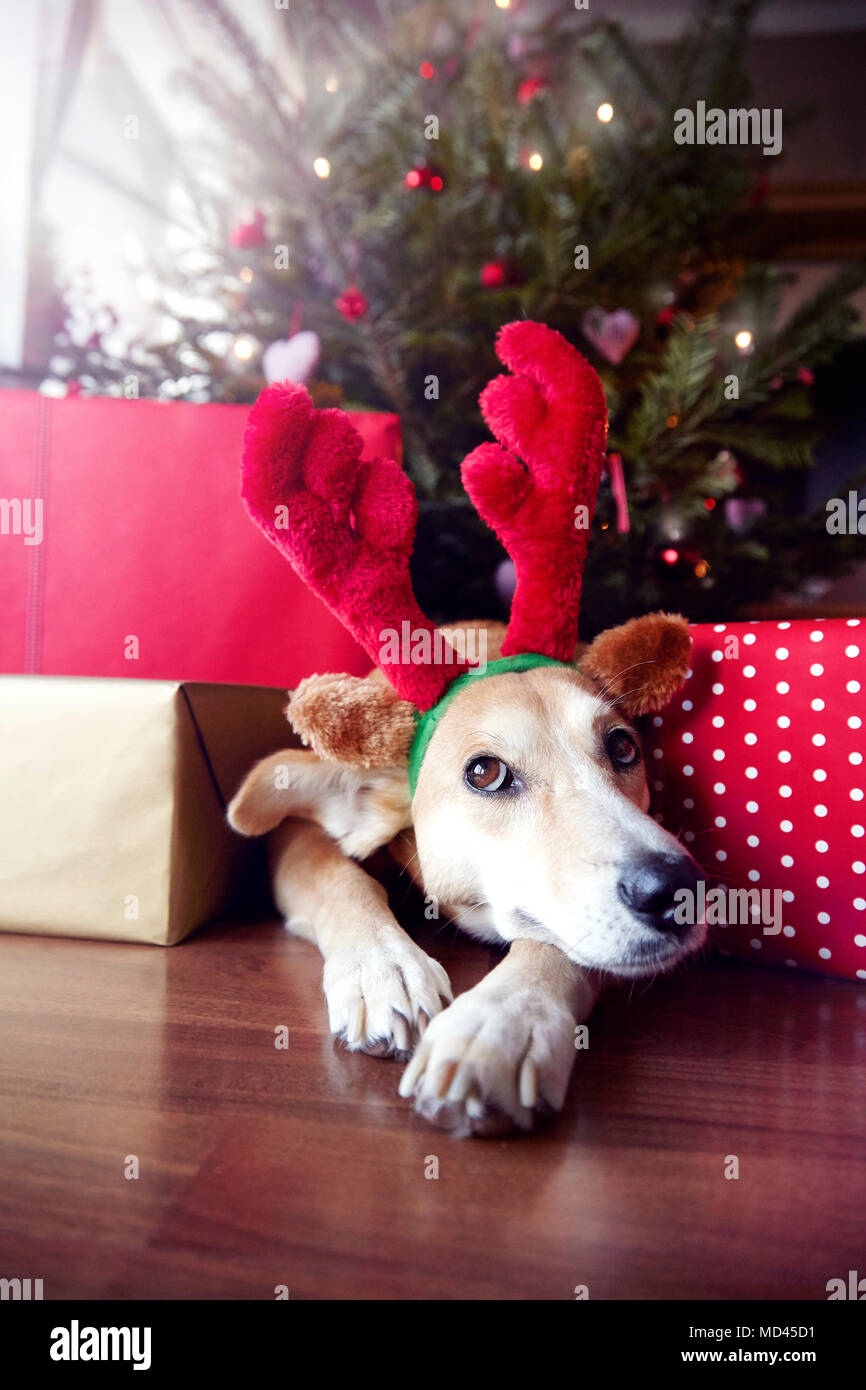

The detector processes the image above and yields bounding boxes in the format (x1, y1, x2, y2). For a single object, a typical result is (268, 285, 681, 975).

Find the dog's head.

(231, 613, 705, 979)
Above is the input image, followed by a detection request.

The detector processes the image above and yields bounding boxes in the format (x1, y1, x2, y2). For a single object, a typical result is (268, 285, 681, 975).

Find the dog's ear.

(227, 748, 411, 859)
(580, 612, 692, 717)
(287, 672, 417, 768)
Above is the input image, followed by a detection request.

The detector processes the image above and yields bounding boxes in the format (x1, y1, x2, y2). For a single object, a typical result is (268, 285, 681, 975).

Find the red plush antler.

(241, 382, 470, 709)
(461, 321, 608, 660)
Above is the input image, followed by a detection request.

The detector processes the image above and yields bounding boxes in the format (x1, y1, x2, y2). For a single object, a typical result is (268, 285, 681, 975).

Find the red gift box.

(0, 390, 400, 686)
(645, 618, 866, 981)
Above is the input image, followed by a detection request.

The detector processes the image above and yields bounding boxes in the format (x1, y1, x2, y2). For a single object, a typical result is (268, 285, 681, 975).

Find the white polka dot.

(814, 805, 828, 817)
(851, 752, 864, 766)
(746, 766, 758, 778)
(846, 645, 860, 658)
(854, 862, 866, 874)
(713, 624, 726, 632)
(712, 716, 725, 728)
(747, 834, 759, 846)
(683, 764, 694, 776)
(711, 650, 723, 662)
(848, 619, 862, 627)
(779, 785, 792, 798)
(856, 899, 866, 911)
(850, 716, 862, 730)
(786, 960, 799, 969)
(817, 875, 829, 888)
(744, 665, 756, 678)
(778, 750, 791, 763)
(818, 912, 830, 925)
(716, 850, 727, 862)
(819, 948, 832, 960)
(781, 854, 793, 867)
(812, 698, 825, 710)
(777, 716, 790, 729)
(653, 780, 664, 791)
(775, 647, 789, 660)
(744, 698, 756, 711)
(776, 681, 789, 694)
(683, 797, 695, 809)
(682, 731, 694, 743)
(783, 925, 795, 938)
(746, 801, 759, 813)
(745, 732, 758, 745)
(853, 825, 865, 837)
(812, 733, 826, 746)
(777, 622, 791, 630)
(715, 816, 726, 828)
(652, 715, 663, 727)
(712, 683, 724, 695)
(684, 831, 695, 842)
(816, 840, 829, 853)
(713, 782, 726, 794)
(681, 700, 693, 711)
(713, 749, 725, 761)
(748, 870, 760, 882)
(858, 970, 866, 980)
(847, 681, 861, 694)
(653, 748, 663, 759)
(782, 890, 794, 903)
(685, 669, 693, 679)
(780, 820, 793, 833)
(750, 939, 762, 950)
(810, 664, 824, 677)
(810, 630, 823, 642)
(814, 769, 827, 782)
(743, 632, 757, 645)
(852, 789, 865, 801)
(855, 934, 866, 947)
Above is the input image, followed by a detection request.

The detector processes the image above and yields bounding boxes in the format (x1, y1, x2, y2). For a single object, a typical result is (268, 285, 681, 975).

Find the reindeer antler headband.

(241, 320, 608, 789)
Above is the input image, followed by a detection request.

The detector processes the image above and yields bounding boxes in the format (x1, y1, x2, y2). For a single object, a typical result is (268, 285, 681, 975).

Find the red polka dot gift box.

(643, 618, 866, 982)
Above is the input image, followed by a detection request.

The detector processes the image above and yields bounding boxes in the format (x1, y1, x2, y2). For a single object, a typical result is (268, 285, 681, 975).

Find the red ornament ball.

(334, 285, 369, 321)
(419, 61, 436, 80)
(517, 77, 545, 104)
(230, 210, 266, 250)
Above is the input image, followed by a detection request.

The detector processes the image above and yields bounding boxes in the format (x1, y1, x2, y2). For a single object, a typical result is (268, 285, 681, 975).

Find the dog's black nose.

(618, 853, 702, 934)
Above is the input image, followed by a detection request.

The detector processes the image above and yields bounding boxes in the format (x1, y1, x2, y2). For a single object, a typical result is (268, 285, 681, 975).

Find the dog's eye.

(465, 756, 514, 793)
(606, 728, 640, 770)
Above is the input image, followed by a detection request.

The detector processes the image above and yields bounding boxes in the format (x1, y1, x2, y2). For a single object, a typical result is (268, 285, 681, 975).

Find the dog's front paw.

(398, 979, 576, 1137)
(323, 937, 452, 1059)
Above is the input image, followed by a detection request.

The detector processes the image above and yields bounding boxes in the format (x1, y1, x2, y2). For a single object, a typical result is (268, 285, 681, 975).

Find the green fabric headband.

(407, 652, 575, 797)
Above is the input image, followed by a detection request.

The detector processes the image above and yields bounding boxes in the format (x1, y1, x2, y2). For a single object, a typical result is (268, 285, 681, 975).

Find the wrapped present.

(0, 390, 399, 686)
(0, 676, 294, 944)
(645, 618, 866, 981)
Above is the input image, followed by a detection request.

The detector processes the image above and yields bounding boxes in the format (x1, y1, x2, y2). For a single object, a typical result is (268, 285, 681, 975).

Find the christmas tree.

(40, 0, 866, 632)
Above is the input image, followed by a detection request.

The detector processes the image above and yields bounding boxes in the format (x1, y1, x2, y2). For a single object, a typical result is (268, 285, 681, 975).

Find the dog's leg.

(398, 940, 598, 1136)
(270, 817, 452, 1059)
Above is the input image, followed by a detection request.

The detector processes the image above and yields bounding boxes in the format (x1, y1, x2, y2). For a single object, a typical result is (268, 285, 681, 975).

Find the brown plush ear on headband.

(580, 612, 692, 718)
(287, 672, 417, 769)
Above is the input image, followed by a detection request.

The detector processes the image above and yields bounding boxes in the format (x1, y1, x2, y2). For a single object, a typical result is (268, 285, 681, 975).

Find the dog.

(228, 319, 706, 1137)
(228, 614, 706, 1137)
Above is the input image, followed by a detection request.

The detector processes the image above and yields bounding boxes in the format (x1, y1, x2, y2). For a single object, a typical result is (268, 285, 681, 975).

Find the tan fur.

(230, 611, 701, 1137)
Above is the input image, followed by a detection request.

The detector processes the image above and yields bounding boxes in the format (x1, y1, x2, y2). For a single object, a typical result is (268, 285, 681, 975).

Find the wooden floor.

(0, 917, 864, 1301)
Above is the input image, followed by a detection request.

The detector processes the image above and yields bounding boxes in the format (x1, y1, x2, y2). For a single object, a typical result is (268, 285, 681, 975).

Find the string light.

(239, 267, 253, 284)
(596, 103, 614, 123)
(735, 329, 753, 352)
(324, 74, 339, 93)
(704, 498, 716, 511)
(232, 335, 257, 361)
(666, 413, 679, 428)
(661, 548, 680, 566)
(313, 157, 331, 179)
(495, 0, 512, 9)
(695, 561, 710, 578)
(419, 61, 435, 80)
(528, 151, 544, 171)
